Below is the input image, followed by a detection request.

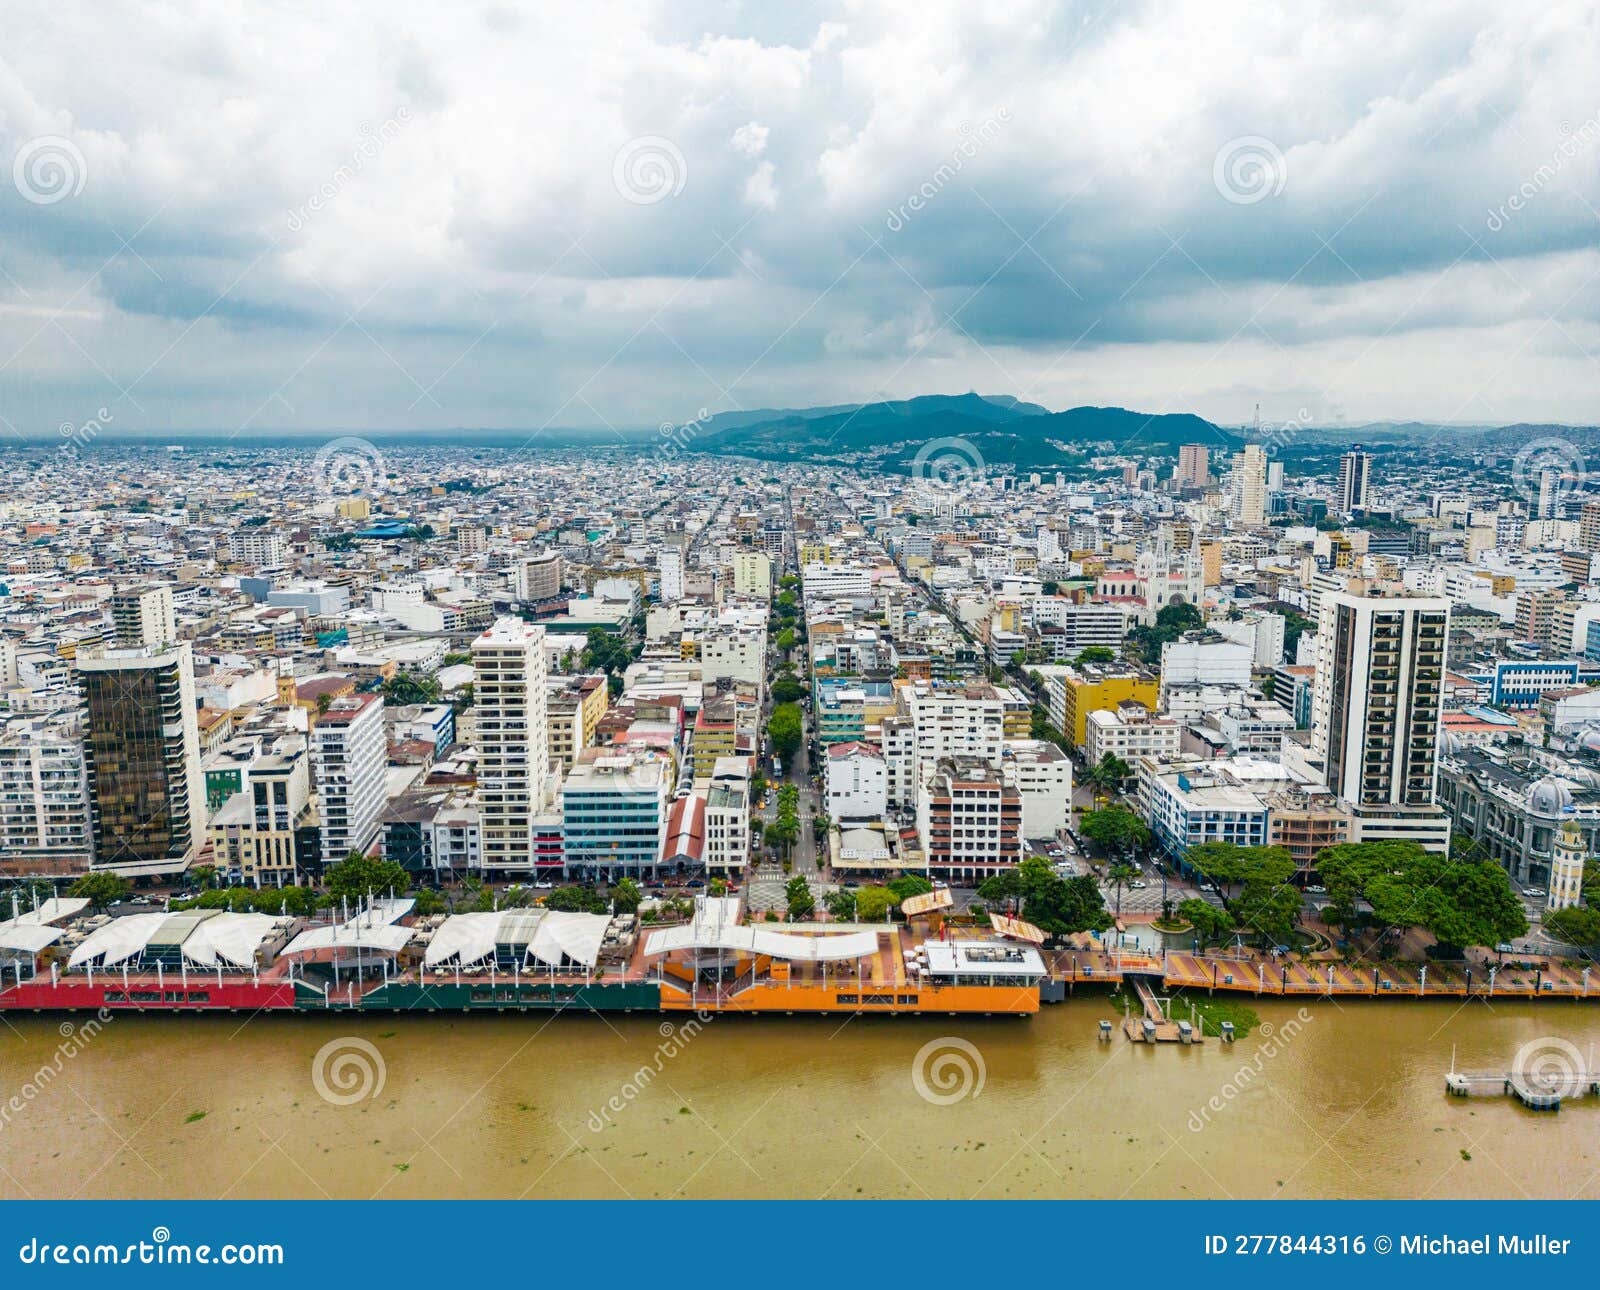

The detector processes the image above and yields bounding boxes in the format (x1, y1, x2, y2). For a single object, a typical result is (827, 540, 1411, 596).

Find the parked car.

(1305, 884, 1327, 894)
(533, 881, 554, 890)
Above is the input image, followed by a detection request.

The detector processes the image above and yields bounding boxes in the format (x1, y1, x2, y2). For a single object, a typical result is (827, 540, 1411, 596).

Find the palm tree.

(1108, 862, 1138, 917)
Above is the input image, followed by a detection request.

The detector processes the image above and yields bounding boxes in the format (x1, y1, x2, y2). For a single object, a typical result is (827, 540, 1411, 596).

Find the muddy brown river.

(2, 997, 1597, 1199)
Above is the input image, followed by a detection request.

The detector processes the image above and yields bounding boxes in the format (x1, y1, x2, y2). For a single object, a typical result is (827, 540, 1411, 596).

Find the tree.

(1176, 898, 1234, 945)
(775, 627, 797, 658)
(1314, 842, 1528, 951)
(410, 887, 447, 916)
(854, 886, 898, 921)
(1085, 753, 1132, 791)
(581, 627, 632, 676)
(886, 873, 933, 902)
(767, 703, 804, 763)
(1183, 842, 1257, 900)
(610, 878, 642, 914)
(325, 852, 409, 904)
(1108, 862, 1138, 916)
(770, 675, 805, 705)
(824, 889, 857, 921)
(383, 672, 443, 706)
(785, 875, 815, 920)
(1079, 805, 1151, 855)
(1546, 906, 1600, 947)
(1074, 646, 1116, 666)
(69, 872, 133, 910)
(545, 885, 609, 914)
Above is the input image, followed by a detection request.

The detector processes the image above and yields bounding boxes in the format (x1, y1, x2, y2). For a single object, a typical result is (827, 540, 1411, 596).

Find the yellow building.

(336, 497, 371, 520)
(1061, 670, 1160, 748)
(799, 542, 833, 566)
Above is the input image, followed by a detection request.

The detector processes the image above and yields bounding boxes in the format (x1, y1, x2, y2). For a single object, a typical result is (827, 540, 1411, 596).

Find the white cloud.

(0, 0, 1593, 434)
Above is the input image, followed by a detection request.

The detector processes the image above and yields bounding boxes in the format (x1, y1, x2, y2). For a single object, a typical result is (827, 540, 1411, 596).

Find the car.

(686, 879, 705, 888)
(1200, 882, 1218, 893)
(533, 881, 554, 890)
(1524, 887, 1547, 898)
(1129, 880, 1147, 890)
(932, 879, 949, 889)
(1305, 884, 1327, 894)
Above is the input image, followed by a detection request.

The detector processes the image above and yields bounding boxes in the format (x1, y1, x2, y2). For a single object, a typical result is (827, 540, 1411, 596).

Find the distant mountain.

(692, 393, 1236, 471)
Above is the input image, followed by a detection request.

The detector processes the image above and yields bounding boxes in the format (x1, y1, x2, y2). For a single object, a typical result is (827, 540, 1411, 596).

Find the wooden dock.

(1122, 977, 1206, 1043)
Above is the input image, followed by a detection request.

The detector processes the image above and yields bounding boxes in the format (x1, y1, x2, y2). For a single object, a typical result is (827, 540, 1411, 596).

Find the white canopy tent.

(644, 924, 881, 962)
(281, 897, 416, 961)
(423, 910, 611, 970)
(68, 913, 169, 969)
(66, 911, 281, 971)
(3, 896, 89, 927)
(182, 913, 281, 969)
(0, 924, 65, 956)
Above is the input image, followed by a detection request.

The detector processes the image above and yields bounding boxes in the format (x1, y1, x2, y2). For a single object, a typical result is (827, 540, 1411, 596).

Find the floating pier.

(1445, 1045, 1599, 1110)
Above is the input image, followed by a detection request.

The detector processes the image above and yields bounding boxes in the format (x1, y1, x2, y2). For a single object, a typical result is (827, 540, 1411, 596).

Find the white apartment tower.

(1338, 447, 1371, 513)
(1230, 444, 1268, 527)
(658, 547, 685, 604)
(472, 616, 550, 872)
(311, 693, 387, 865)
(110, 584, 177, 648)
(1311, 592, 1451, 850)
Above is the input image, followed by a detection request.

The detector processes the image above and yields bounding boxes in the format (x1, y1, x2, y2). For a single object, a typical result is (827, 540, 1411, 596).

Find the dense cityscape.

(4, 0, 1599, 1226)
(3, 420, 1599, 1028)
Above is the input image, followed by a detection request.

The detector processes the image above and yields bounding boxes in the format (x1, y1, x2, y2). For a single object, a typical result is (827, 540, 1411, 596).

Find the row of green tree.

(1178, 840, 1530, 953)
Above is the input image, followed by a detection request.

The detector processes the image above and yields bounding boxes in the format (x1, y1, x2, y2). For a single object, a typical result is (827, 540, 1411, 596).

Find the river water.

(2, 997, 1598, 1200)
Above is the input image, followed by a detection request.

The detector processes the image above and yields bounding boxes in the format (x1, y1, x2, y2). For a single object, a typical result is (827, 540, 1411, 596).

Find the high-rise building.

(1229, 444, 1267, 526)
(472, 616, 550, 872)
(110, 584, 176, 648)
(658, 547, 684, 603)
(1310, 592, 1450, 850)
(310, 693, 387, 865)
(513, 549, 562, 602)
(0, 715, 92, 875)
(1176, 444, 1211, 488)
(731, 550, 772, 600)
(560, 749, 668, 879)
(1535, 467, 1559, 520)
(1581, 500, 1600, 553)
(1337, 447, 1371, 513)
(78, 641, 206, 874)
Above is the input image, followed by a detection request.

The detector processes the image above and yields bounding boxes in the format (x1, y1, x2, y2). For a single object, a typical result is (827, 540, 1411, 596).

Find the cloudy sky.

(1, 0, 1597, 437)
